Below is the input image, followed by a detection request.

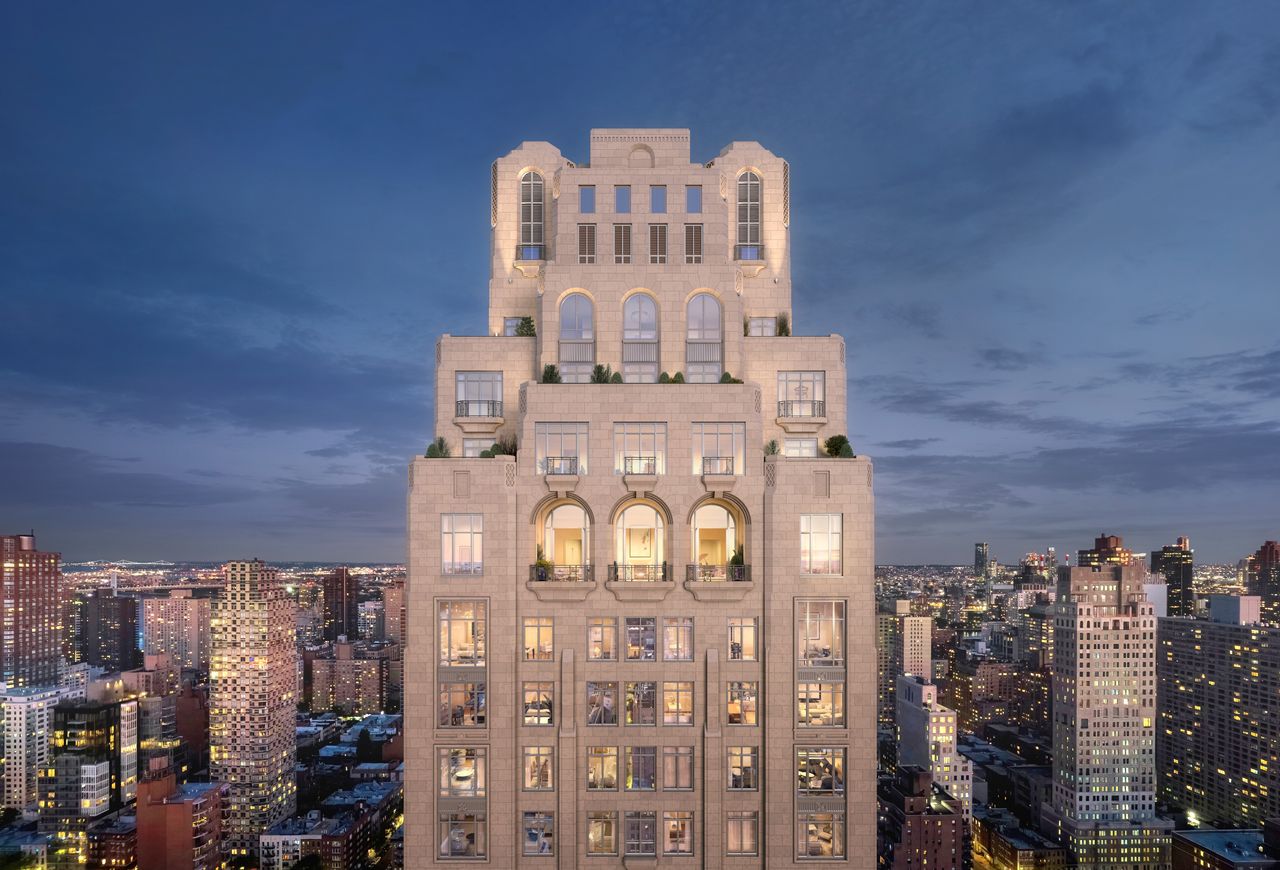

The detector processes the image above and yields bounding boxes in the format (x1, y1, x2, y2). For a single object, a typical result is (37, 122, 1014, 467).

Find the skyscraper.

(897, 675, 973, 820)
(324, 566, 358, 642)
(1245, 540, 1280, 626)
(209, 560, 297, 856)
(975, 542, 990, 578)
(1076, 532, 1133, 567)
(142, 588, 213, 672)
(79, 588, 141, 672)
(1151, 536, 1194, 618)
(0, 533, 62, 688)
(1041, 542, 1171, 867)
(405, 129, 875, 865)
(877, 766, 964, 870)
(382, 582, 405, 648)
(0, 682, 85, 812)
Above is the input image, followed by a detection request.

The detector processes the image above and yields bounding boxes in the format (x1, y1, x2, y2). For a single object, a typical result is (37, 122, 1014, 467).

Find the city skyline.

(4, 2, 1280, 565)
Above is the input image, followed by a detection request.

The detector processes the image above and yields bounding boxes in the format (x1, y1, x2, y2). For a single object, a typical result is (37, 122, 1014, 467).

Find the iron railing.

(529, 564, 593, 583)
(701, 456, 734, 475)
(608, 563, 669, 583)
(455, 399, 503, 418)
(686, 564, 751, 583)
(543, 456, 579, 475)
(778, 399, 826, 418)
(516, 243, 546, 261)
(734, 243, 765, 261)
(623, 456, 658, 475)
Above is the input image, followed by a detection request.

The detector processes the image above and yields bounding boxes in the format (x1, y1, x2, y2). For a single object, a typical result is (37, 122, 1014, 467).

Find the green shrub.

(540, 364, 562, 384)
(838, 441, 855, 457)
(671, 372, 685, 383)
(658, 372, 671, 383)
(426, 436, 451, 458)
(777, 311, 791, 336)
(610, 371, 623, 383)
(764, 439, 780, 456)
(515, 316, 536, 337)
(479, 449, 493, 458)
(425, 443, 440, 458)
(729, 545, 745, 566)
(719, 371, 743, 384)
(743, 316, 750, 337)
(491, 436, 517, 456)
(824, 434, 850, 457)
(590, 364, 614, 384)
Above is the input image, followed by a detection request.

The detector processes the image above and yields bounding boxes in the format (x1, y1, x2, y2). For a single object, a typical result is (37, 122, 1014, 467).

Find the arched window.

(685, 293, 722, 383)
(691, 503, 741, 581)
(622, 294, 658, 383)
(558, 293, 595, 382)
(735, 171, 762, 261)
(613, 503, 666, 582)
(518, 171, 545, 260)
(536, 503, 589, 581)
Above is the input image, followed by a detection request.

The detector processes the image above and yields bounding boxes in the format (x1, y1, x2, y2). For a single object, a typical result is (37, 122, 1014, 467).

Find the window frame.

(587, 811, 617, 855)
(522, 616, 554, 662)
(522, 746, 554, 791)
(625, 680, 657, 726)
(588, 617, 617, 661)
(663, 681, 694, 725)
(438, 813, 487, 860)
(691, 422, 746, 476)
(522, 682, 555, 726)
(438, 682, 486, 728)
(686, 184, 702, 214)
(586, 746, 618, 791)
(624, 811, 657, 857)
(663, 811, 694, 856)
(624, 745, 657, 791)
(649, 184, 667, 213)
(577, 223, 596, 264)
(534, 422, 588, 475)
(439, 747, 486, 797)
(613, 422, 667, 475)
(797, 681, 846, 728)
(684, 223, 703, 264)
(663, 617, 693, 661)
(614, 185, 631, 214)
(438, 600, 486, 668)
(728, 617, 758, 661)
(579, 184, 596, 214)
(613, 223, 632, 264)
(522, 811, 554, 856)
(587, 681, 619, 726)
(727, 681, 759, 726)
(520, 171, 545, 247)
(648, 223, 667, 264)
(663, 746, 694, 791)
(441, 514, 484, 576)
(726, 811, 759, 856)
(728, 745, 759, 791)
(800, 514, 844, 575)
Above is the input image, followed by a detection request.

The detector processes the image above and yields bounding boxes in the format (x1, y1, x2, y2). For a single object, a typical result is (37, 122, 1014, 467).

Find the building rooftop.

(1173, 830, 1271, 863)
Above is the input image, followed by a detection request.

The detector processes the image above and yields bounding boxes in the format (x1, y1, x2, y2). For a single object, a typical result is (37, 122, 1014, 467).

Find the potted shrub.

(515, 316, 536, 337)
(541, 364, 562, 384)
(425, 436, 451, 458)
(533, 545, 554, 581)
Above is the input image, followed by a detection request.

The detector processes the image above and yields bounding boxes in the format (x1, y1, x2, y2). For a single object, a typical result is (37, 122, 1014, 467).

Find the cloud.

(876, 438, 941, 450)
(977, 348, 1038, 371)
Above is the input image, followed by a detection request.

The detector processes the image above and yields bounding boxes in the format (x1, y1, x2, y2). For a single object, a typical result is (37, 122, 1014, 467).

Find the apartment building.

(404, 129, 875, 866)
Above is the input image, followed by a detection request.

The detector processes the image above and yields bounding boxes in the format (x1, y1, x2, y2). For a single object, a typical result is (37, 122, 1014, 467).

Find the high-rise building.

(209, 560, 297, 856)
(382, 582, 405, 648)
(1151, 536, 1195, 618)
(896, 675, 972, 819)
(876, 604, 930, 727)
(136, 761, 229, 870)
(324, 566, 359, 642)
(405, 129, 875, 865)
(1041, 545, 1172, 868)
(1076, 532, 1134, 567)
(1158, 595, 1280, 828)
(0, 682, 86, 813)
(122, 653, 181, 772)
(310, 640, 392, 715)
(901, 615, 932, 682)
(358, 600, 383, 640)
(142, 589, 213, 672)
(86, 816, 137, 869)
(79, 588, 141, 672)
(1245, 541, 1280, 626)
(877, 766, 964, 870)
(975, 542, 990, 578)
(0, 533, 62, 688)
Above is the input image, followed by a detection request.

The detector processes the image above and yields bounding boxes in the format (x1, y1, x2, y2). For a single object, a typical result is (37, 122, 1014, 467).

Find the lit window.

(664, 812, 693, 855)
(438, 601, 485, 667)
(778, 371, 826, 417)
(664, 746, 694, 790)
(523, 617, 553, 661)
(797, 748, 845, 795)
(797, 600, 845, 665)
(538, 503, 589, 578)
(727, 682, 758, 725)
(625, 681, 657, 725)
(438, 683, 485, 728)
(455, 371, 502, 417)
(625, 617, 657, 660)
(727, 811, 758, 855)
(522, 746, 553, 790)
(784, 438, 819, 457)
(534, 422, 588, 475)
(728, 746, 758, 790)
(522, 682, 554, 726)
(441, 515, 483, 575)
(587, 811, 616, 855)
(625, 746, 656, 790)
(649, 223, 667, 264)
(439, 813, 486, 859)
(624, 811, 657, 856)
(588, 618, 616, 661)
(587, 682, 618, 726)
(691, 422, 745, 475)
(439, 747, 486, 797)
(614, 185, 631, 214)
(579, 185, 595, 214)
(797, 812, 845, 859)
(686, 185, 702, 214)
(663, 618, 693, 661)
(614, 507, 666, 580)
(587, 747, 617, 790)
(614, 423, 666, 474)
(797, 682, 845, 727)
(728, 617, 758, 661)
(522, 812, 554, 856)
(692, 503, 739, 574)
(684, 223, 703, 264)
(801, 514, 843, 575)
(663, 681, 694, 725)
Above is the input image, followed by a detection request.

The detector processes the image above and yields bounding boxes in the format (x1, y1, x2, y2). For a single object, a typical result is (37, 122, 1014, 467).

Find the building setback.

(404, 129, 875, 866)
(0, 533, 62, 688)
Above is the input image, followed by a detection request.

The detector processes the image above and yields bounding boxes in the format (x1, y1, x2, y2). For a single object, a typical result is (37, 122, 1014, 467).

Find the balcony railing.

(529, 564, 593, 583)
(623, 456, 658, 475)
(543, 456, 579, 475)
(516, 243, 546, 261)
(701, 456, 734, 475)
(608, 563, 670, 583)
(686, 564, 751, 583)
(734, 243, 765, 261)
(778, 399, 826, 418)
(455, 399, 503, 418)
(558, 339, 596, 364)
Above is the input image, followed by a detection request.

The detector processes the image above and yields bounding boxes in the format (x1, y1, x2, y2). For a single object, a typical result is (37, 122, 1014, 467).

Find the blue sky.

(2, 2, 1278, 564)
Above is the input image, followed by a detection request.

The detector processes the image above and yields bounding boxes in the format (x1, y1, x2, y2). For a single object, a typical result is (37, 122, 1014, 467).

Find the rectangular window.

(438, 600, 485, 667)
(797, 747, 845, 795)
(747, 316, 777, 336)
(439, 747, 486, 797)
(727, 812, 758, 856)
(439, 814, 486, 859)
(801, 514, 843, 575)
(455, 371, 502, 417)
(778, 371, 826, 417)
(664, 812, 693, 855)
(728, 746, 758, 790)
(522, 812, 554, 856)
(588, 617, 617, 661)
(684, 223, 703, 264)
(614, 423, 667, 475)
(462, 438, 490, 458)
(784, 438, 819, 457)
(797, 813, 845, 859)
(438, 683, 486, 728)
(587, 682, 618, 725)
(613, 223, 632, 264)
(588, 811, 617, 855)
(502, 317, 522, 336)
(650, 185, 666, 213)
(727, 682, 758, 725)
(649, 223, 668, 264)
(663, 682, 693, 725)
(579, 185, 595, 214)
(523, 617, 553, 661)
(441, 515, 483, 575)
(615, 185, 631, 213)
(664, 746, 694, 790)
(523, 682, 554, 726)
(625, 681, 657, 725)
(587, 746, 618, 790)
(523, 746, 554, 790)
(625, 617, 657, 661)
(624, 811, 657, 856)
(534, 422, 588, 475)
(797, 600, 845, 665)
(578, 223, 596, 264)
(797, 682, 846, 727)
(686, 184, 702, 214)
(691, 422, 746, 476)
(625, 746, 657, 790)
(728, 617, 758, 661)
(663, 617, 693, 661)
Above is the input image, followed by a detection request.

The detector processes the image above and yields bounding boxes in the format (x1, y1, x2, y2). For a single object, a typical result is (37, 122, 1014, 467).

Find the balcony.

(701, 456, 734, 475)
(734, 243, 765, 261)
(543, 456, 579, 476)
(621, 455, 659, 493)
(606, 563, 674, 601)
(516, 244, 545, 261)
(526, 564, 595, 602)
(609, 563, 669, 582)
(454, 399, 504, 435)
(685, 564, 750, 583)
(778, 400, 825, 418)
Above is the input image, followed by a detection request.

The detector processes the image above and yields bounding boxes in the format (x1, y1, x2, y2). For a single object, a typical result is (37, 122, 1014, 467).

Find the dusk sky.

(3, 2, 1278, 564)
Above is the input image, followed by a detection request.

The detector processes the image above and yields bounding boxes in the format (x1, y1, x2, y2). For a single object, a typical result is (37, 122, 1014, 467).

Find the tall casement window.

(523, 813, 554, 856)
(801, 514, 843, 575)
(587, 811, 617, 855)
(624, 812, 657, 857)
(728, 617, 758, 661)
(625, 746, 656, 789)
(797, 681, 845, 727)
(539, 503, 589, 579)
(523, 617, 553, 661)
(727, 682, 758, 725)
(438, 683, 485, 727)
(735, 171, 762, 260)
(797, 813, 845, 859)
(691, 422, 745, 476)
(613, 505, 666, 581)
(588, 617, 617, 661)
(614, 422, 666, 474)
(518, 171, 544, 260)
(797, 600, 845, 666)
(439, 814, 486, 859)
(534, 422, 588, 475)
(727, 746, 758, 790)
(684, 223, 703, 264)
(778, 371, 826, 418)
(614, 223, 632, 264)
(649, 224, 668, 264)
(664, 813, 693, 855)
(685, 293, 722, 382)
(441, 514, 483, 575)
(727, 812, 759, 855)
(440, 747, 487, 797)
(438, 600, 486, 667)
(691, 503, 738, 575)
(455, 371, 502, 418)
(587, 682, 618, 725)
(522, 682, 554, 726)
(587, 747, 618, 790)
(558, 293, 595, 382)
(664, 747, 694, 790)
(578, 223, 596, 264)
(622, 294, 659, 383)
(523, 746, 554, 790)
